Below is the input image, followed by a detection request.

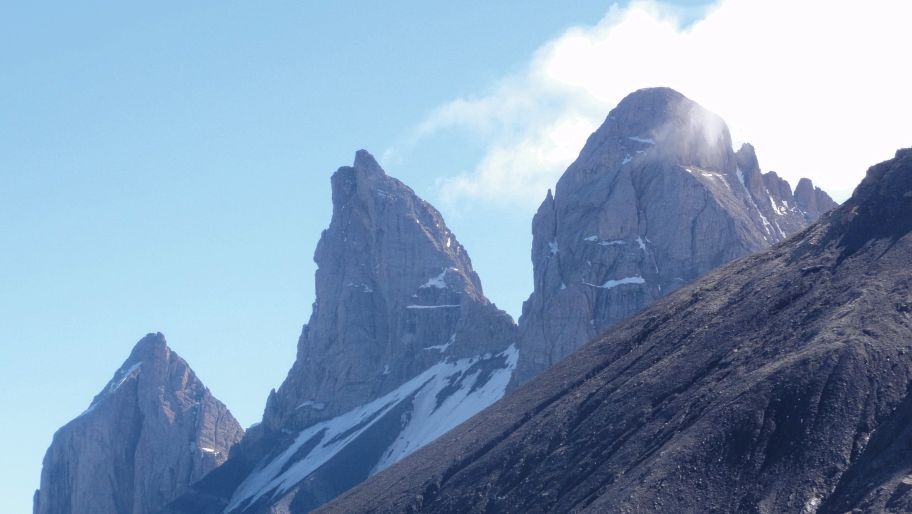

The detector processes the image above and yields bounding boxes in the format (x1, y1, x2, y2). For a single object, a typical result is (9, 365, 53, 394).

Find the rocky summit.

(33, 333, 243, 514)
(165, 151, 517, 514)
(513, 87, 836, 386)
(317, 148, 912, 514)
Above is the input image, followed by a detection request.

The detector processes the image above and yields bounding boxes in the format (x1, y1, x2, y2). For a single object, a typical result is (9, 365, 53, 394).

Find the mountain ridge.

(317, 147, 910, 514)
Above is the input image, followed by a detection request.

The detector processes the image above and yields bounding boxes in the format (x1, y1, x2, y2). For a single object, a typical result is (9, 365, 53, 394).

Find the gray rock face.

(262, 149, 516, 433)
(166, 151, 517, 514)
(795, 176, 840, 219)
(513, 87, 836, 385)
(34, 333, 244, 514)
(317, 147, 912, 514)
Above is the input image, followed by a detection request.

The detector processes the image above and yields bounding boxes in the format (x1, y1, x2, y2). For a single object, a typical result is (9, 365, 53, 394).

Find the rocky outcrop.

(795, 176, 840, 220)
(165, 151, 517, 514)
(513, 87, 837, 385)
(317, 147, 912, 514)
(34, 333, 243, 514)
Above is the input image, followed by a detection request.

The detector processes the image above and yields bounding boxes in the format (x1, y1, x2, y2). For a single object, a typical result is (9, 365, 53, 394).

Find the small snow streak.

(584, 276, 646, 289)
(548, 240, 558, 256)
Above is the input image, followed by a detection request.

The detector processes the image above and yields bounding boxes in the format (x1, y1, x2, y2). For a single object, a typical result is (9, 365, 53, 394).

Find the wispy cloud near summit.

(407, 0, 912, 206)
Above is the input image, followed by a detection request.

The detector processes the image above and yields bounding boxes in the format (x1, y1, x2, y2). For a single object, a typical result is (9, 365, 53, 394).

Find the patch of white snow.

(584, 276, 646, 289)
(226, 345, 519, 511)
(296, 401, 326, 411)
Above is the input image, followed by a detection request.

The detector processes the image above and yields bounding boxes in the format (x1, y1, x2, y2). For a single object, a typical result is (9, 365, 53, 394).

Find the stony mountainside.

(513, 87, 837, 385)
(318, 148, 912, 514)
(34, 333, 243, 514)
(165, 151, 517, 514)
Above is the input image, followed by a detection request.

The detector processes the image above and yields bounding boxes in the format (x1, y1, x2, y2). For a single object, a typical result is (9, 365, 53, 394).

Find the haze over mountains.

(35, 88, 845, 514)
(319, 146, 912, 514)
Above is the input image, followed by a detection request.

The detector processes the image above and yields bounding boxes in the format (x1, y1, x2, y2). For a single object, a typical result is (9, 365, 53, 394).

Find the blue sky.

(6, 1, 912, 511)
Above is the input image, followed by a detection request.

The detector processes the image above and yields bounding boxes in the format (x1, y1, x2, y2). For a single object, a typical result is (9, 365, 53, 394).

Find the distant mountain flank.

(513, 87, 836, 386)
(34, 333, 243, 514)
(317, 147, 912, 514)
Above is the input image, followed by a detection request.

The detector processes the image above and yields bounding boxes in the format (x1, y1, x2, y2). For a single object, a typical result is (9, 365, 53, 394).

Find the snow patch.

(773, 220, 787, 238)
(424, 333, 456, 352)
(373, 345, 518, 472)
(802, 496, 821, 514)
(548, 240, 558, 256)
(347, 282, 373, 293)
(636, 236, 647, 252)
(110, 362, 143, 393)
(420, 268, 453, 289)
(406, 304, 461, 309)
(628, 136, 655, 145)
(735, 166, 747, 189)
(584, 235, 625, 247)
(226, 346, 519, 512)
(79, 362, 144, 418)
(584, 276, 646, 289)
(768, 193, 787, 216)
(296, 401, 326, 411)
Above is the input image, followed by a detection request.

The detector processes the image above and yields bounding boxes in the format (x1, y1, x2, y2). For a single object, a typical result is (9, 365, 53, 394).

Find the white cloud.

(413, 0, 912, 205)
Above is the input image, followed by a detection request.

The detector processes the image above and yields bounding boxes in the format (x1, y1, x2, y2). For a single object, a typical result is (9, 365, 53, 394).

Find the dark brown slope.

(318, 148, 912, 514)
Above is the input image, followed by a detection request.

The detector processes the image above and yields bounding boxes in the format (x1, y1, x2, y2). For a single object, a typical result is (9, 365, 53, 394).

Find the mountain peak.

(352, 149, 384, 176)
(834, 147, 912, 257)
(514, 87, 837, 386)
(852, 147, 912, 202)
(578, 86, 733, 173)
(330, 149, 390, 207)
(613, 87, 728, 140)
(35, 335, 243, 514)
(126, 331, 168, 362)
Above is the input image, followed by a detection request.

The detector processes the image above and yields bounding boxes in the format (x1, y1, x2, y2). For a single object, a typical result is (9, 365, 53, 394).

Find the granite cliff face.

(166, 151, 517, 514)
(34, 333, 243, 514)
(513, 87, 836, 385)
(318, 148, 912, 514)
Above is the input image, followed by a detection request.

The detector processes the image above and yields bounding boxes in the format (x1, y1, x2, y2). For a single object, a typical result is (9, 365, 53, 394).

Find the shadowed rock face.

(317, 148, 912, 514)
(164, 151, 517, 514)
(513, 87, 836, 386)
(34, 333, 243, 514)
